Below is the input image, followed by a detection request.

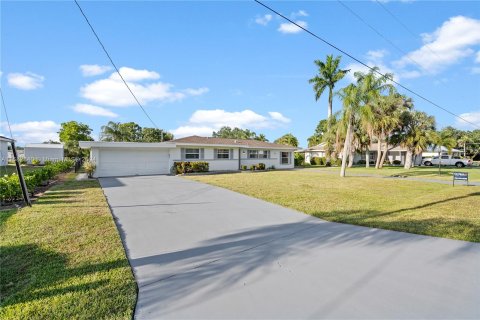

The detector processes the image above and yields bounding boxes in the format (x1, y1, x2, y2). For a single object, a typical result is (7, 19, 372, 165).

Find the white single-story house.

(24, 143, 64, 164)
(299, 142, 328, 164)
(79, 135, 296, 177)
(422, 146, 462, 158)
(0, 136, 10, 166)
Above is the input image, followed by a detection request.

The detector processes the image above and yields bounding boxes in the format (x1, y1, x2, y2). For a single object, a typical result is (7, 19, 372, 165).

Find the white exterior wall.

(240, 149, 294, 169)
(170, 147, 240, 171)
(24, 146, 64, 164)
(0, 141, 8, 166)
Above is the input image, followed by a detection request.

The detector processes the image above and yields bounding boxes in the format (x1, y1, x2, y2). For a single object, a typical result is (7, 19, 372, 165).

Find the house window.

(216, 149, 230, 159)
(248, 150, 269, 159)
(281, 152, 291, 164)
(185, 148, 200, 159)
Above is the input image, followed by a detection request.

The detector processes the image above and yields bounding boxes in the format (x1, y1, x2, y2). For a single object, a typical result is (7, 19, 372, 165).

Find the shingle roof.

(171, 135, 297, 149)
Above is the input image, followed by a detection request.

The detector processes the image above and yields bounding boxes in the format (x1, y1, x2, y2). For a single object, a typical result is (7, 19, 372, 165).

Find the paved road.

(100, 175, 480, 319)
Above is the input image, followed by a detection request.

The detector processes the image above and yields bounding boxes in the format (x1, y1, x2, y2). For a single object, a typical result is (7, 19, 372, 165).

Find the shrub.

(257, 163, 266, 170)
(294, 153, 304, 166)
(241, 165, 247, 170)
(44, 160, 52, 166)
(20, 158, 27, 165)
(173, 161, 209, 174)
(392, 160, 402, 165)
(333, 158, 342, 166)
(31, 158, 41, 166)
(357, 160, 366, 165)
(250, 165, 256, 171)
(83, 160, 96, 178)
(0, 160, 74, 203)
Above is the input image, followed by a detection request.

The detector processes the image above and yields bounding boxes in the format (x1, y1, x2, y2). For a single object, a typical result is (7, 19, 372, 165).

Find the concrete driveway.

(100, 175, 480, 319)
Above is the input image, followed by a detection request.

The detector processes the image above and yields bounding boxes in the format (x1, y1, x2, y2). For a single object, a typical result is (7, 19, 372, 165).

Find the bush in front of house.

(20, 158, 27, 165)
(0, 159, 74, 203)
(174, 161, 209, 174)
(392, 160, 402, 165)
(250, 165, 256, 171)
(44, 160, 52, 166)
(294, 153, 304, 166)
(257, 163, 266, 170)
(311, 157, 327, 166)
(31, 158, 41, 166)
(241, 165, 247, 170)
(83, 160, 96, 178)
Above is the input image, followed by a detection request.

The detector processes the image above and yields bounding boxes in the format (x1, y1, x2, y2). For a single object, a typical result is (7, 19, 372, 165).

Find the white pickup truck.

(423, 155, 473, 168)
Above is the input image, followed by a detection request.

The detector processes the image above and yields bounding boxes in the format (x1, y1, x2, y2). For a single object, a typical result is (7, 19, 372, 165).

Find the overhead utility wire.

(337, 0, 426, 73)
(74, 0, 160, 132)
(254, 0, 480, 129)
(0, 87, 14, 139)
(374, 0, 442, 61)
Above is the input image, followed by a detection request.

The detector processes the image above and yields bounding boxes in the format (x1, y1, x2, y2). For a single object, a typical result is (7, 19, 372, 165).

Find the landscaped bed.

(187, 170, 480, 242)
(0, 173, 136, 319)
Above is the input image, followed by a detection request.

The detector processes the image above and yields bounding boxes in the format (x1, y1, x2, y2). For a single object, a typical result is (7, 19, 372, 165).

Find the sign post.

(453, 172, 469, 186)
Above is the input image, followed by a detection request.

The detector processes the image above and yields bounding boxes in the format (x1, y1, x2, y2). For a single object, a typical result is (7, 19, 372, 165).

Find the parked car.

(423, 155, 473, 168)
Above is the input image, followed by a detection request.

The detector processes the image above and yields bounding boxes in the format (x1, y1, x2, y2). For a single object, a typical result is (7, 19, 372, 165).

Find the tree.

(274, 133, 299, 147)
(392, 110, 436, 169)
(100, 121, 122, 142)
(58, 121, 93, 157)
(309, 55, 350, 119)
(118, 122, 142, 142)
(142, 128, 174, 142)
(212, 126, 267, 141)
(429, 131, 456, 175)
(307, 119, 328, 147)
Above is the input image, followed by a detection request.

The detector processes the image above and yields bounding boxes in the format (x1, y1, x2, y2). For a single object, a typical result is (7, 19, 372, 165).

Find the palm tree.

(100, 121, 122, 141)
(309, 55, 349, 119)
(393, 110, 435, 169)
(429, 131, 456, 175)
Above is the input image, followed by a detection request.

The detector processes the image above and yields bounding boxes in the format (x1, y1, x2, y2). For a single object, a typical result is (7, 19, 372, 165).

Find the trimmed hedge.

(174, 161, 209, 174)
(0, 160, 74, 203)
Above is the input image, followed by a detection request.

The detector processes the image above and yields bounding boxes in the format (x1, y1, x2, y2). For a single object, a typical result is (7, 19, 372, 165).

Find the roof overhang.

(79, 141, 176, 149)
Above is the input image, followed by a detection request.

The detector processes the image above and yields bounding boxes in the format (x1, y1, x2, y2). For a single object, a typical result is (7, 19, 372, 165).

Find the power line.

(0, 87, 14, 139)
(337, 0, 426, 73)
(374, 0, 443, 62)
(73, 0, 161, 133)
(254, 0, 480, 130)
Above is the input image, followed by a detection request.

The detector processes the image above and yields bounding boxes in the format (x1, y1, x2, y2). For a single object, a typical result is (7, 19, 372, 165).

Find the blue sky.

(1, 0, 479, 146)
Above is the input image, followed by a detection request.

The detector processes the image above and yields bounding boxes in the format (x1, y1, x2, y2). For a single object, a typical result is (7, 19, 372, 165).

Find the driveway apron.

(99, 175, 480, 319)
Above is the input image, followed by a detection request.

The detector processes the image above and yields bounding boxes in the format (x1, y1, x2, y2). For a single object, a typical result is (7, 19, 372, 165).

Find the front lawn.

(302, 165, 480, 182)
(0, 173, 136, 319)
(187, 170, 480, 242)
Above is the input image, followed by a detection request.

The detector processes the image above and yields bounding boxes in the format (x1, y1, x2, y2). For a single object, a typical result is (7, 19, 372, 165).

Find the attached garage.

(79, 142, 175, 178)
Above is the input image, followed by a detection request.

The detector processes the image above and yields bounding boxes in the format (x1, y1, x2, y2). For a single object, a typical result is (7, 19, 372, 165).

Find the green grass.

(0, 173, 136, 319)
(301, 165, 480, 182)
(0, 164, 43, 176)
(187, 170, 480, 242)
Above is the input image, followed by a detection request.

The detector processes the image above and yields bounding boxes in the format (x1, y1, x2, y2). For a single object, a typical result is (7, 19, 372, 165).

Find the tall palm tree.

(309, 55, 350, 119)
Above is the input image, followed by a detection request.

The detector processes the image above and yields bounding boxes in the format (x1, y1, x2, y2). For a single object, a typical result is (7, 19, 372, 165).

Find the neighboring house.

(0, 136, 10, 166)
(79, 135, 296, 177)
(297, 142, 328, 164)
(24, 143, 64, 164)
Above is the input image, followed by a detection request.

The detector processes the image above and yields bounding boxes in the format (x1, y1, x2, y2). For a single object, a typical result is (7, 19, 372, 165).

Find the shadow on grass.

(0, 243, 132, 315)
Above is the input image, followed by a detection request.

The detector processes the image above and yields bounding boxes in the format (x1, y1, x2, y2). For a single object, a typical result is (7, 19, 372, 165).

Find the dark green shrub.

(250, 165, 256, 171)
(174, 161, 209, 174)
(392, 160, 402, 165)
(44, 160, 52, 166)
(333, 158, 342, 166)
(294, 153, 304, 166)
(257, 163, 266, 170)
(311, 157, 321, 165)
(241, 165, 247, 170)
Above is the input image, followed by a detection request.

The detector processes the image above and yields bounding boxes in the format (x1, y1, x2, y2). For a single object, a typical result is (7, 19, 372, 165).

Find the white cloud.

(1, 120, 60, 144)
(291, 10, 308, 18)
(80, 67, 208, 107)
(345, 50, 401, 82)
(278, 21, 307, 34)
(394, 16, 480, 75)
(456, 110, 480, 128)
(7, 72, 44, 90)
(72, 103, 118, 117)
(170, 109, 291, 138)
(268, 111, 291, 123)
(79, 64, 112, 77)
(255, 14, 272, 26)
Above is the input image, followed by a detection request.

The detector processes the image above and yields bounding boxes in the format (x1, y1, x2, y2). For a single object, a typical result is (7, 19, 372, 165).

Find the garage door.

(96, 148, 170, 177)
